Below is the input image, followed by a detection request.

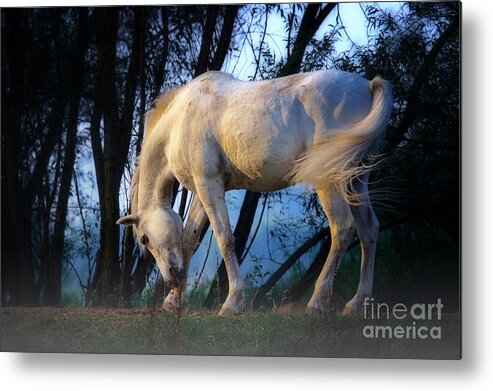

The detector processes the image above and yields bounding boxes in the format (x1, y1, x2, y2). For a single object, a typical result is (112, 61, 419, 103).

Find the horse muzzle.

(168, 266, 186, 287)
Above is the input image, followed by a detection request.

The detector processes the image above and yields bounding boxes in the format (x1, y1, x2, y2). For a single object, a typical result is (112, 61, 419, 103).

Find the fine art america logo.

(362, 298, 443, 340)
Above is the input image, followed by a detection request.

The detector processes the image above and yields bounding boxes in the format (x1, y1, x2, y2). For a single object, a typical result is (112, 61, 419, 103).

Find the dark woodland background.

(1, 2, 460, 311)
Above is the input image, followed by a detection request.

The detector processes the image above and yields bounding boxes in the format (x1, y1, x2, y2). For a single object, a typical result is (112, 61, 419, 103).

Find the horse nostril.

(169, 266, 185, 281)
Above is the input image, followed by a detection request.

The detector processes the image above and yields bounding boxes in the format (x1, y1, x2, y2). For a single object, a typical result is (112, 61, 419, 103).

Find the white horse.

(117, 70, 393, 316)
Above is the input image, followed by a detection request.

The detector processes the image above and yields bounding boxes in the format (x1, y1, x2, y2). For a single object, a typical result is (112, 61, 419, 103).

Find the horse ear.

(116, 214, 138, 226)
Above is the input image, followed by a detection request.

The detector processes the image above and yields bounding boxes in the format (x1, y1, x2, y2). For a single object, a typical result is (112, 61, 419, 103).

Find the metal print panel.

(1, 1, 461, 359)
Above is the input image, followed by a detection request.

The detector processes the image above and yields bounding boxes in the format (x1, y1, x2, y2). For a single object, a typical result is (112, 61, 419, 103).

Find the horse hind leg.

(342, 172, 379, 316)
(163, 193, 209, 312)
(307, 187, 356, 314)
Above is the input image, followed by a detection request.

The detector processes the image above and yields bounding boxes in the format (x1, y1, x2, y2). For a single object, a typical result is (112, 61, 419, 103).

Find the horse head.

(117, 206, 185, 288)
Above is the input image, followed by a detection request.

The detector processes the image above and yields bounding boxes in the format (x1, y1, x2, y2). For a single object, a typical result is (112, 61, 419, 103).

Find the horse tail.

(290, 76, 393, 204)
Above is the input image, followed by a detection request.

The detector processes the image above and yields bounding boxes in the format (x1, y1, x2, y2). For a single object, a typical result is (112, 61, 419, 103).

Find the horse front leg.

(163, 193, 209, 312)
(194, 178, 245, 316)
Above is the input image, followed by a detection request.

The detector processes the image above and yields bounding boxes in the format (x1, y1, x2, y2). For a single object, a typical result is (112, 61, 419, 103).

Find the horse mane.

(131, 86, 183, 223)
(144, 86, 183, 139)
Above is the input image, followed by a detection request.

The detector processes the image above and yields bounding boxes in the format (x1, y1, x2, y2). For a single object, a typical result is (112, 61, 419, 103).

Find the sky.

(224, 2, 403, 80)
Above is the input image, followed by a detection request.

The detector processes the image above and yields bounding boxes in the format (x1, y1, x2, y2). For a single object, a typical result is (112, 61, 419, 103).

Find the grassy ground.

(0, 307, 460, 358)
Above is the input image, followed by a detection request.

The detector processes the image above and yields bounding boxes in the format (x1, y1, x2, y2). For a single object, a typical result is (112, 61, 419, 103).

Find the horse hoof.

(163, 302, 180, 312)
(306, 296, 328, 315)
(218, 305, 240, 316)
(163, 297, 182, 312)
(306, 304, 323, 315)
(342, 299, 363, 317)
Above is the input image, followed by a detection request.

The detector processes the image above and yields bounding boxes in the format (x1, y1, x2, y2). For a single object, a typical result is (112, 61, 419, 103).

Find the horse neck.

(137, 137, 174, 212)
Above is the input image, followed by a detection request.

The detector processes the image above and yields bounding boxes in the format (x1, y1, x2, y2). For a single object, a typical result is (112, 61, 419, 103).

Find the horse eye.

(140, 234, 149, 246)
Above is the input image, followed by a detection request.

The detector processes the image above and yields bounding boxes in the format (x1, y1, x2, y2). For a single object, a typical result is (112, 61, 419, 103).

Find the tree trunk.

(209, 6, 240, 70)
(47, 8, 89, 306)
(1, 9, 37, 306)
(195, 5, 220, 77)
(94, 7, 146, 306)
(93, 7, 121, 306)
(284, 238, 331, 304)
(134, 253, 151, 295)
(27, 100, 65, 207)
(252, 230, 328, 306)
(280, 3, 336, 76)
(150, 7, 170, 101)
(121, 6, 148, 307)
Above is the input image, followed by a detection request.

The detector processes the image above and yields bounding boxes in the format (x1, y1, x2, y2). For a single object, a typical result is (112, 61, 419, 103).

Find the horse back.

(153, 71, 374, 192)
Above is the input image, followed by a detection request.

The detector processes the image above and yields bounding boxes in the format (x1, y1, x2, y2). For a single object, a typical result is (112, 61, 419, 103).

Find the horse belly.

(239, 165, 292, 192)
(219, 118, 306, 192)
(217, 92, 313, 192)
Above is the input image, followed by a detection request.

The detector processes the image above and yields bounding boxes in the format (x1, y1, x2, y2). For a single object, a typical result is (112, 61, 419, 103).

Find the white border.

(2, 0, 493, 389)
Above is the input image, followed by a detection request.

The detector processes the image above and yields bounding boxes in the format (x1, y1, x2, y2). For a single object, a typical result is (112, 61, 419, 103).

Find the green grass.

(0, 307, 460, 358)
